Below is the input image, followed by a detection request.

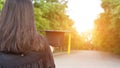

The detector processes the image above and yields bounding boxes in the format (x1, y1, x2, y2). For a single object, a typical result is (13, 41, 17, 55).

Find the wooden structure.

(44, 30, 71, 54)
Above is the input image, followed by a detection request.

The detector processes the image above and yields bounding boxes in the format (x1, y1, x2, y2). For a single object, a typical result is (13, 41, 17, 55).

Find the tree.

(93, 0, 120, 54)
(0, 0, 5, 11)
(34, 0, 73, 31)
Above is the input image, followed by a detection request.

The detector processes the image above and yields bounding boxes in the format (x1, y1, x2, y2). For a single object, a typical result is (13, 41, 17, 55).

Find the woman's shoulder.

(0, 51, 44, 68)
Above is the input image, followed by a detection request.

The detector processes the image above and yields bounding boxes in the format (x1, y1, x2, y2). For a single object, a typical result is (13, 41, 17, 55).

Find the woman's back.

(0, 35, 55, 68)
(0, 51, 43, 68)
(0, 0, 55, 68)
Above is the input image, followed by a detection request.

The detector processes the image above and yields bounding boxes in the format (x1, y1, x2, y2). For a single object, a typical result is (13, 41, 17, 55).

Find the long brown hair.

(0, 0, 38, 53)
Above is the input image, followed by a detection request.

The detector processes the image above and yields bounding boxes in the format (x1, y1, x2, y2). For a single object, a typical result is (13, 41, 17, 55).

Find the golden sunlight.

(67, 0, 104, 33)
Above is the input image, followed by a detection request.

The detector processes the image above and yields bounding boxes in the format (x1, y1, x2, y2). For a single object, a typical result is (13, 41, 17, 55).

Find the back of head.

(0, 0, 36, 53)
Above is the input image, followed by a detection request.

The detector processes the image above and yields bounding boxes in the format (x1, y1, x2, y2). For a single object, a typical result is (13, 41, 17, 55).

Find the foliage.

(93, 0, 120, 54)
(0, 0, 5, 11)
(34, 0, 73, 32)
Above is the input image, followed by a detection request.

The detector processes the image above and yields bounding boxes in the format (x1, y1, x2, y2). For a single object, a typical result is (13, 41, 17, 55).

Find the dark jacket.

(0, 36, 55, 68)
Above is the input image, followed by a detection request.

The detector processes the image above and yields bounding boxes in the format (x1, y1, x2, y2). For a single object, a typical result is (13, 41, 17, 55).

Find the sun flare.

(74, 18, 94, 33)
(67, 0, 104, 34)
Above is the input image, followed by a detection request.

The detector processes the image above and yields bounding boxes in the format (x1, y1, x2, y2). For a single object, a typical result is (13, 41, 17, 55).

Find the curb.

(53, 50, 77, 56)
(53, 52, 67, 56)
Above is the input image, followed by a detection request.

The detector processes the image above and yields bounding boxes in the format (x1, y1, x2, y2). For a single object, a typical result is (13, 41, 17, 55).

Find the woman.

(0, 0, 55, 68)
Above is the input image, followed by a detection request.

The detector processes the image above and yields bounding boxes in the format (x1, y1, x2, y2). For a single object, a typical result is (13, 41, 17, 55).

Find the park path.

(54, 50, 120, 68)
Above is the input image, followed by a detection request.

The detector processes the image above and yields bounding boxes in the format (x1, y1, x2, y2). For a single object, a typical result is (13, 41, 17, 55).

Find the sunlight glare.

(67, 0, 104, 33)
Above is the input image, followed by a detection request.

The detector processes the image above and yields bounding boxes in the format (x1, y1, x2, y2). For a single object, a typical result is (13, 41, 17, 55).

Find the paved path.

(54, 50, 120, 68)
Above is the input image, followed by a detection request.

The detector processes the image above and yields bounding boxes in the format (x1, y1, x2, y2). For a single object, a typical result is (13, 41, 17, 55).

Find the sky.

(67, 0, 104, 33)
